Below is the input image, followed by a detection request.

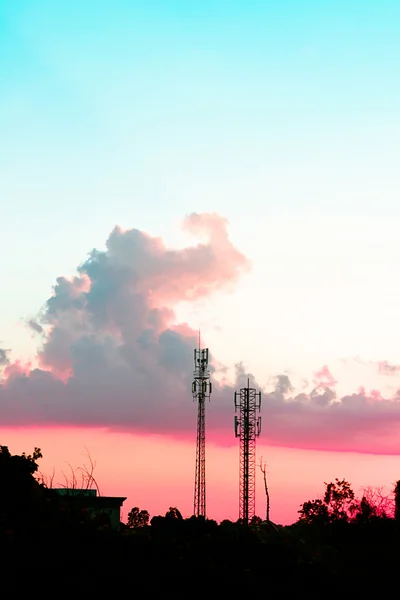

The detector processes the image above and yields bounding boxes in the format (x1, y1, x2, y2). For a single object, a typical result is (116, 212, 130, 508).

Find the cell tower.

(191, 339, 212, 518)
(234, 378, 262, 524)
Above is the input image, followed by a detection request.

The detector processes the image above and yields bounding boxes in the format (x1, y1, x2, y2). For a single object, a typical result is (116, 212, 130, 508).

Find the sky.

(1, 0, 400, 524)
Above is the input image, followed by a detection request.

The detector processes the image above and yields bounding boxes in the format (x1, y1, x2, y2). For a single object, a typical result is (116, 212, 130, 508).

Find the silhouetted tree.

(298, 479, 357, 525)
(127, 506, 150, 528)
(259, 457, 270, 521)
(394, 480, 400, 521)
(324, 478, 356, 520)
(353, 496, 376, 523)
(250, 515, 263, 528)
(0, 445, 42, 483)
(0, 445, 45, 534)
(165, 506, 183, 520)
(298, 498, 330, 525)
(357, 486, 394, 519)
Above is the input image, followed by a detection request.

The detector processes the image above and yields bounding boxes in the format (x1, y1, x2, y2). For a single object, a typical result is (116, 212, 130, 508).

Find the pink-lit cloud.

(0, 212, 249, 434)
(377, 360, 400, 376)
(341, 357, 400, 377)
(313, 365, 337, 387)
(2, 213, 400, 455)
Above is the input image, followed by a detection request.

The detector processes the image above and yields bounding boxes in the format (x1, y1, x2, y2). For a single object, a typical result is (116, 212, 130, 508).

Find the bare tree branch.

(359, 485, 394, 518)
(36, 467, 55, 488)
(259, 456, 270, 522)
(39, 448, 101, 495)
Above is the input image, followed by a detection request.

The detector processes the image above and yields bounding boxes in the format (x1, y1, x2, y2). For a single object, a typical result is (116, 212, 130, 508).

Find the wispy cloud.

(313, 365, 337, 387)
(377, 360, 400, 376)
(341, 357, 400, 377)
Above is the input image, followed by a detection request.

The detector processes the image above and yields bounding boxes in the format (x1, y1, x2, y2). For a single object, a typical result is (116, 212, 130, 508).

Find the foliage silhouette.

(2, 444, 400, 594)
(298, 478, 358, 525)
(0, 445, 46, 535)
(127, 506, 149, 528)
(394, 480, 400, 521)
(165, 506, 183, 520)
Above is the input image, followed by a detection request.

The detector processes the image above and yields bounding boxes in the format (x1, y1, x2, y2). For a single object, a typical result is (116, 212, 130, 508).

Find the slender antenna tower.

(234, 378, 261, 524)
(192, 335, 212, 518)
(259, 457, 270, 522)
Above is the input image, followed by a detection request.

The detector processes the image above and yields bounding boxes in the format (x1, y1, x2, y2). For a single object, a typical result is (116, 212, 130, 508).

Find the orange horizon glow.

(2, 425, 399, 526)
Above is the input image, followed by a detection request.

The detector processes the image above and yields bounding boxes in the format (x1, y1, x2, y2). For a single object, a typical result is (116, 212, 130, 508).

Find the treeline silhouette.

(2, 444, 400, 594)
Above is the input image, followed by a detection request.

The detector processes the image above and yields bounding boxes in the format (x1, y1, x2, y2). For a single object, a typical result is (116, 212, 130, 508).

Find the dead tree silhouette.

(259, 457, 270, 522)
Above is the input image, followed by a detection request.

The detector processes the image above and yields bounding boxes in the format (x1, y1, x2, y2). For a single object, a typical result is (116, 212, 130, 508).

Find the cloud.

(2, 212, 400, 456)
(377, 360, 400, 376)
(0, 212, 249, 432)
(313, 365, 337, 387)
(27, 319, 44, 334)
(341, 357, 400, 377)
(0, 348, 10, 366)
(257, 379, 399, 454)
(273, 374, 294, 395)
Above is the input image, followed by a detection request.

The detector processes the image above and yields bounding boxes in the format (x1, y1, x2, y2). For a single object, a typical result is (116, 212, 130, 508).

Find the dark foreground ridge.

(2, 445, 400, 595)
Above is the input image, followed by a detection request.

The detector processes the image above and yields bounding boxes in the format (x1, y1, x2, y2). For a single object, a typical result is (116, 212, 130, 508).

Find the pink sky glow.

(1, 426, 399, 525)
(2, 213, 400, 524)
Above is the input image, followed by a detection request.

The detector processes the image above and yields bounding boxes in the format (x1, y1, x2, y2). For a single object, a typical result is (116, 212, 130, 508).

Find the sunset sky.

(2, 1, 400, 524)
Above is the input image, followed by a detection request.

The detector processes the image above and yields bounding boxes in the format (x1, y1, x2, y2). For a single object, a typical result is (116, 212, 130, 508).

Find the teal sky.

(2, 0, 400, 388)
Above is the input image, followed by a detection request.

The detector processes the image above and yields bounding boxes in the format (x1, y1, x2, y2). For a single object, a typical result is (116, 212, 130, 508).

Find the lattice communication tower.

(234, 378, 262, 524)
(192, 346, 212, 518)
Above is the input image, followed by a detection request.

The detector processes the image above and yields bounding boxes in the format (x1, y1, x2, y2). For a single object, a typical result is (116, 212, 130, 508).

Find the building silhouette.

(53, 489, 126, 531)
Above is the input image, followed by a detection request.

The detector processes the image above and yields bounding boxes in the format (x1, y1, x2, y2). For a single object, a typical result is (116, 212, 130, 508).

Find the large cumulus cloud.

(2, 213, 400, 455)
(1, 213, 249, 434)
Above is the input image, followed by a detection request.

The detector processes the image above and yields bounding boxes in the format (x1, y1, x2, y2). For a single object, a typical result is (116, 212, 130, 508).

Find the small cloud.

(377, 360, 400, 376)
(301, 379, 309, 390)
(274, 374, 294, 395)
(340, 357, 400, 377)
(27, 319, 44, 334)
(0, 348, 10, 366)
(313, 365, 337, 387)
(309, 385, 336, 406)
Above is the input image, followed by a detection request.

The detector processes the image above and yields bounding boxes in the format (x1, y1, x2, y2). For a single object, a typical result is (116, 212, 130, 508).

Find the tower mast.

(192, 340, 212, 518)
(234, 378, 262, 524)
